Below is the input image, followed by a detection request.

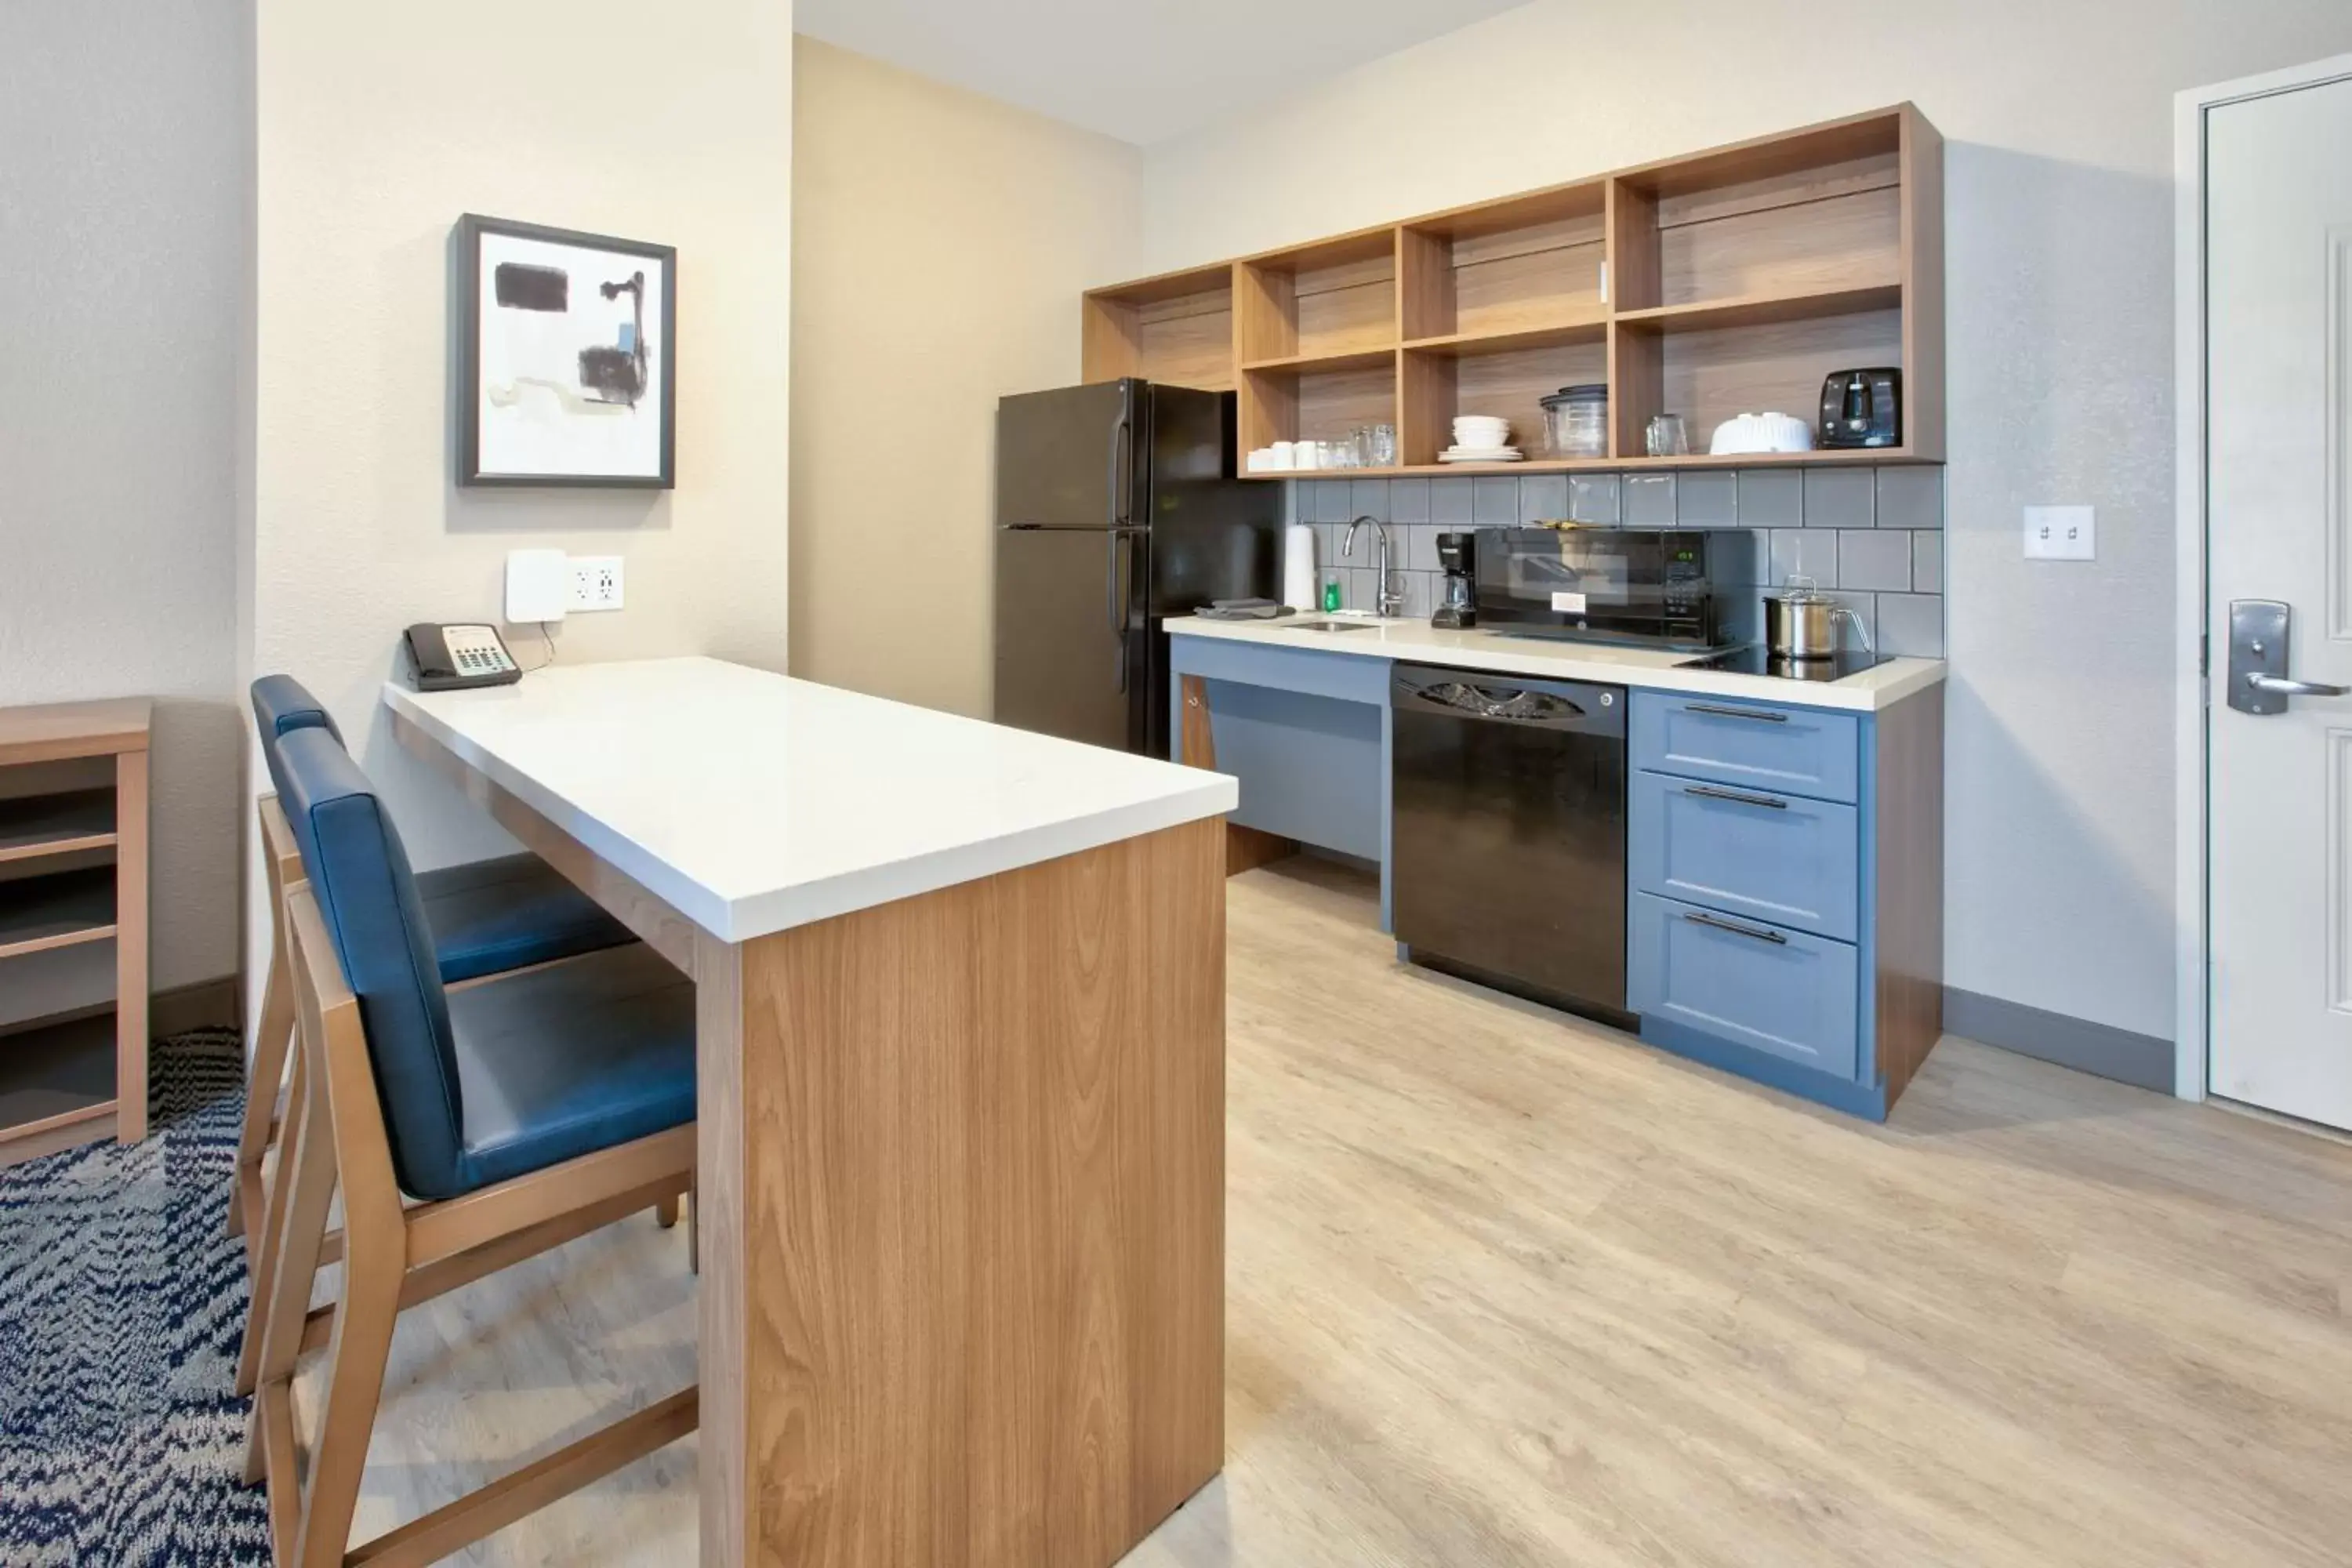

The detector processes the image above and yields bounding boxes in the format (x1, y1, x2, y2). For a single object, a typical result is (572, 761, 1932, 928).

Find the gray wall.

(0, 0, 249, 1024)
(1141, 1, 2352, 1043)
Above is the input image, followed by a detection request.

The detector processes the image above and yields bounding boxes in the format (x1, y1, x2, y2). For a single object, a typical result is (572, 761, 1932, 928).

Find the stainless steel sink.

(1291, 619, 1378, 634)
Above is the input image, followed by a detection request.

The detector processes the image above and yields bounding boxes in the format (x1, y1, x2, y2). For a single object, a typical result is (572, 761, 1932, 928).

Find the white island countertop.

(1167, 615, 1944, 713)
(383, 657, 1236, 942)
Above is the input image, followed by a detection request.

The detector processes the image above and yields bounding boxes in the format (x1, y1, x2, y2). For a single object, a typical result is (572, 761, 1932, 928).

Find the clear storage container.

(1539, 383, 1609, 459)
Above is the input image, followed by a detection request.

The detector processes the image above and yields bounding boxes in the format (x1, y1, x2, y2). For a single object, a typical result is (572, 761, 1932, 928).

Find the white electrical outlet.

(2024, 506, 2095, 561)
(568, 556, 625, 612)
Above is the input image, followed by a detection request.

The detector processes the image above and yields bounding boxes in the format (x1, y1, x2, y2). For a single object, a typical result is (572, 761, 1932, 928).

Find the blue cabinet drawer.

(1630, 771, 1859, 941)
(1632, 691, 1860, 803)
(1628, 891, 1860, 1080)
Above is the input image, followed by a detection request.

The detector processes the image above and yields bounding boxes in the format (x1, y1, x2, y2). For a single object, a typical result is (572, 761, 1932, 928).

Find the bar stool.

(230, 677, 656, 1395)
(246, 726, 698, 1566)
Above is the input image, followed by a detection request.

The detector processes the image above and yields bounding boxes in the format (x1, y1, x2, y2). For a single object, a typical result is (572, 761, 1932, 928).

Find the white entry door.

(2207, 69, 2352, 1130)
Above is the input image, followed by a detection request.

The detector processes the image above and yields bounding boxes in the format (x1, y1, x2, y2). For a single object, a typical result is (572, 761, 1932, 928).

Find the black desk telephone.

(404, 623, 522, 691)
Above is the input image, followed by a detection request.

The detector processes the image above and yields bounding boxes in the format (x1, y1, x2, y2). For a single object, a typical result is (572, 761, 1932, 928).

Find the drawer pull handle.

(1686, 702, 1788, 724)
(1684, 910, 1789, 946)
(1683, 783, 1787, 811)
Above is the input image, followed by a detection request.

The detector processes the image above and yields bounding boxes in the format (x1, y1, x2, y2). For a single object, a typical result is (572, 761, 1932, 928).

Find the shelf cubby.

(1081, 261, 1235, 390)
(1399, 182, 1606, 343)
(1236, 229, 1398, 365)
(0, 789, 118, 865)
(1401, 328, 1608, 469)
(1241, 357, 1397, 456)
(1611, 298, 1904, 460)
(0, 865, 119, 960)
(0, 1011, 118, 1149)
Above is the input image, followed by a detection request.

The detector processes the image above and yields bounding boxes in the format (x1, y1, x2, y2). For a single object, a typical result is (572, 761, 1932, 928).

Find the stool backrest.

(272, 726, 469, 1200)
(250, 675, 346, 805)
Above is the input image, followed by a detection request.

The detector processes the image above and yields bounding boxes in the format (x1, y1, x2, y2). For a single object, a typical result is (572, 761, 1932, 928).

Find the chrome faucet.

(1343, 514, 1404, 618)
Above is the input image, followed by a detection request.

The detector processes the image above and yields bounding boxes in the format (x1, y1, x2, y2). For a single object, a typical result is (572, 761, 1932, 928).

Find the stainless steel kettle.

(1762, 576, 1872, 659)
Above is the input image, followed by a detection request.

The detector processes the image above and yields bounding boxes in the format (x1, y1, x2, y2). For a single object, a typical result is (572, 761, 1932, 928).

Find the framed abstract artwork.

(455, 214, 677, 488)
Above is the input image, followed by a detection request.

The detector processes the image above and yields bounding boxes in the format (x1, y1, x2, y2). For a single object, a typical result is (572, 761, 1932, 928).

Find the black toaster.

(1819, 368, 1901, 448)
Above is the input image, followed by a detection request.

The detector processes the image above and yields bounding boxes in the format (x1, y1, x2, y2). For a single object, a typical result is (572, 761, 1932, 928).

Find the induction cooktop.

(1683, 646, 1896, 683)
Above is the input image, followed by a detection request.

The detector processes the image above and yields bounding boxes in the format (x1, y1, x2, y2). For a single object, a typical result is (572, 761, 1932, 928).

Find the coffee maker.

(1433, 531, 1476, 629)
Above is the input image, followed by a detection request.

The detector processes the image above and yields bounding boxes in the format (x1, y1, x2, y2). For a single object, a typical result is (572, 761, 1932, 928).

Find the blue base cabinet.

(1629, 891, 1860, 1080)
(1628, 687, 1943, 1120)
(1163, 636, 1944, 1121)
(1169, 635, 1396, 927)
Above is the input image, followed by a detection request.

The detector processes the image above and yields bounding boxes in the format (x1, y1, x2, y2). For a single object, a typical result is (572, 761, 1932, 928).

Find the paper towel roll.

(1283, 524, 1318, 612)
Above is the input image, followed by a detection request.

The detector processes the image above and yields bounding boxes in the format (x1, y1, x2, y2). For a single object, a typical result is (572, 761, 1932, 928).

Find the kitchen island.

(1168, 615, 1945, 1120)
(387, 658, 1235, 1568)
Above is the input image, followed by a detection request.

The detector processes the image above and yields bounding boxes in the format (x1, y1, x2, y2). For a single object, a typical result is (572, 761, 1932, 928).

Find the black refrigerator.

(994, 380, 1279, 758)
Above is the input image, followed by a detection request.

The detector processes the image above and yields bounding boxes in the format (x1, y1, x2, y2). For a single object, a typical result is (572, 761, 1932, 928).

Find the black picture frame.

(454, 213, 677, 488)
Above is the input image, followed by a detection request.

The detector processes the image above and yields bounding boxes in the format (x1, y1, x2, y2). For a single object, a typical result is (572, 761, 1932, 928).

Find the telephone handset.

(405, 623, 522, 691)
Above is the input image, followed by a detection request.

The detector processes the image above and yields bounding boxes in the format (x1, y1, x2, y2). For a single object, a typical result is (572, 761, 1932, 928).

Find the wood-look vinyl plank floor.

(293, 858, 2352, 1566)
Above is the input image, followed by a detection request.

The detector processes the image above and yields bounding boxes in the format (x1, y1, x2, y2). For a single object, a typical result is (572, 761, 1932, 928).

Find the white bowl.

(1708, 412, 1814, 456)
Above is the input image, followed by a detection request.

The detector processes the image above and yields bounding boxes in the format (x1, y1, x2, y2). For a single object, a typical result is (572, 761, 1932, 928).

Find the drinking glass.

(1364, 423, 1399, 468)
(1646, 415, 1691, 458)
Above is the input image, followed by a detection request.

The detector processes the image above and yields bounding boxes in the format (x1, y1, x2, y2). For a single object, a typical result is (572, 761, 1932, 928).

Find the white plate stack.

(1440, 416, 1523, 463)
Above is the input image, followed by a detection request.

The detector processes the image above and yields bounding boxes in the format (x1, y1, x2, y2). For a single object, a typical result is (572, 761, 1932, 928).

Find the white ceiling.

(793, 0, 1531, 146)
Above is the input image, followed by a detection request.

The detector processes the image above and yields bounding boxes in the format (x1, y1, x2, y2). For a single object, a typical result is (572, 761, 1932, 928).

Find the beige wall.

(1138, 1, 2352, 1042)
(251, 0, 794, 850)
(0, 0, 248, 1025)
(249, 0, 795, 984)
(789, 38, 1140, 717)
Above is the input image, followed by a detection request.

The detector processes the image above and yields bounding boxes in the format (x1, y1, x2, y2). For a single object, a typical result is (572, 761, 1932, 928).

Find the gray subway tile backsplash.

(1875, 592, 1944, 658)
(1623, 474, 1676, 526)
(1735, 470, 1804, 528)
(1518, 474, 1569, 523)
(1803, 467, 1875, 529)
(1676, 470, 1738, 525)
(1472, 475, 1520, 525)
(1278, 463, 1945, 659)
(1769, 529, 1839, 588)
(1911, 530, 1944, 593)
(1875, 466, 1943, 529)
(1388, 477, 1430, 524)
(1403, 522, 1439, 572)
(1567, 474, 1621, 524)
(1835, 528, 1911, 592)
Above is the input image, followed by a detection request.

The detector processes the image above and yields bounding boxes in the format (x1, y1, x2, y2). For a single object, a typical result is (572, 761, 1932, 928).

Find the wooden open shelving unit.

(1081, 104, 1943, 479)
(0, 698, 151, 1170)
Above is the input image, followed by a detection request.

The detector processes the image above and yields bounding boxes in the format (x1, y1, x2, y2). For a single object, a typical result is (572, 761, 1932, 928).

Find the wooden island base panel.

(386, 659, 1239, 1568)
(695, 817, 1227, 1567)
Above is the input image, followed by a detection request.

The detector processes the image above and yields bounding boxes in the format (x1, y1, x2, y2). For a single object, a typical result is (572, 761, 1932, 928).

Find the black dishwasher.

(1391, 663, 1628, 1022)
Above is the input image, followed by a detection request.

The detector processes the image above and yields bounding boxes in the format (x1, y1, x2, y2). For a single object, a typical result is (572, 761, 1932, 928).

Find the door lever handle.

(2245, 672, 2348, 699)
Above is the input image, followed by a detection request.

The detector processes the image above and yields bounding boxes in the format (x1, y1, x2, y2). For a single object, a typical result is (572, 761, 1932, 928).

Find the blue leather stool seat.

(250, 674, 633, 983)
(444, 942, 696, 1191)
(274, 724, 695, 1201)
(418, 854, 635, 985)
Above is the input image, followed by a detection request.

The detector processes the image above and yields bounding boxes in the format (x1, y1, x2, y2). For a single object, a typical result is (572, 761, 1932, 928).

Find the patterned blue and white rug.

(0, 1030, 270, 1566)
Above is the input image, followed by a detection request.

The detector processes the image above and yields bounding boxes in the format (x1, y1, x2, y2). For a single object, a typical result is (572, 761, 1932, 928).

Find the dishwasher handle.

(1392, 664, 1626, 735)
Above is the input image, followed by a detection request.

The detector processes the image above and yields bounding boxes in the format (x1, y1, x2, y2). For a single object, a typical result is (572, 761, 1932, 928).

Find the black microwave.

(1474, 526, 1758, 650)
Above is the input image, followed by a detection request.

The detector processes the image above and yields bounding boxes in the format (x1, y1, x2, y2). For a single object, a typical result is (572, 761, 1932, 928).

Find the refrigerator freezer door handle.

(1109, 411, 1132, 527)
(1107, 531, 1131, 694)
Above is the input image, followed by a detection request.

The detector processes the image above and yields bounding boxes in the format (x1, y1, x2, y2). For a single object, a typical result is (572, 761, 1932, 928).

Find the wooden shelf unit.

(1079, 104, 1943, 477)
(0, 698, 151, 1167)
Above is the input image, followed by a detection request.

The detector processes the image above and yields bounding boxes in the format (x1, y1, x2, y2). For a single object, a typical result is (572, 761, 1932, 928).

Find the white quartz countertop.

(1167, 615, 1944, 713)
(383, 658, 1236, 943)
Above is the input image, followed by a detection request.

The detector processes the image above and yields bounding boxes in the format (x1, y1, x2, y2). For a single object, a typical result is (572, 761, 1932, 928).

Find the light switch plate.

(2024, 506, 2095, 561)
(568, 555, 625, 612)
(504, 548, 568, 622)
